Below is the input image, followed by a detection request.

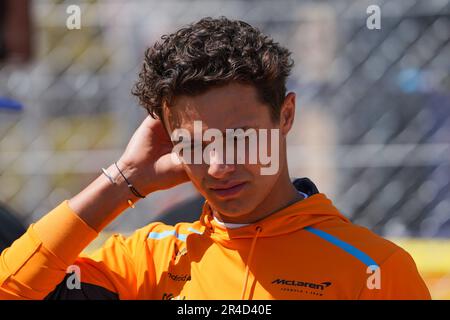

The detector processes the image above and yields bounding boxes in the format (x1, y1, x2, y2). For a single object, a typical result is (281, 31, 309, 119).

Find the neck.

(214, 163, 302, 224)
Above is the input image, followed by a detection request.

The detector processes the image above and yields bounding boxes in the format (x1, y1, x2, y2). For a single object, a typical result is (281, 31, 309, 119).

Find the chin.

(210, 197, 256, 217)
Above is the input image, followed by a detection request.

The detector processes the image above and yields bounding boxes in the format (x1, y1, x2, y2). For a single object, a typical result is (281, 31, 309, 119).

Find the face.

(163, 82, 295, 221)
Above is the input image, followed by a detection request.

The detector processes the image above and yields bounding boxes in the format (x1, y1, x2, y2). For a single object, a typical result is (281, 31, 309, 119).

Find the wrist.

(68, 163, 144, 232)
(112, 164, 148, 206)
(115, 158, 156, 195)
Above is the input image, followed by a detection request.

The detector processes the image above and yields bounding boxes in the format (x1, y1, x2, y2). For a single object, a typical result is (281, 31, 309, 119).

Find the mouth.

(209, 181, 247, 199)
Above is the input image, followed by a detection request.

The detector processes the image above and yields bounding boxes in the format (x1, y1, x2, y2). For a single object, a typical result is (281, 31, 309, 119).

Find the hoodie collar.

(193, 179, 350, 242)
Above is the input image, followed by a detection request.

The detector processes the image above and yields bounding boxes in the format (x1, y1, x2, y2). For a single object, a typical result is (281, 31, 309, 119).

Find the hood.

(194, 178, 351, 242)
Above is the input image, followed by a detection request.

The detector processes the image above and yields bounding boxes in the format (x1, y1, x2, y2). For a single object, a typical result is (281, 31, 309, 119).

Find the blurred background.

(0, 0, 449, 298)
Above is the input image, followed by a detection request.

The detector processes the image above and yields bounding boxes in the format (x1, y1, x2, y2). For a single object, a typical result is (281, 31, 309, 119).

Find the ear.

(279, 92, 296, 136)
(162, 100, 176, 141)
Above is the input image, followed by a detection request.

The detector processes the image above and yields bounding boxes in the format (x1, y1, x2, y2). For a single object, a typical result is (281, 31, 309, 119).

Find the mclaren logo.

(272, 279, 332, 291)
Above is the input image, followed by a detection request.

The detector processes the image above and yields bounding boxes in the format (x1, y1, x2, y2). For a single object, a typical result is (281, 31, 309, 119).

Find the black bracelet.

(114, 162, 146, 199)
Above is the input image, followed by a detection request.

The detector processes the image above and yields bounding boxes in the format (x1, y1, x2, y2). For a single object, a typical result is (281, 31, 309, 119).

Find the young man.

(0, 17, 430, 300)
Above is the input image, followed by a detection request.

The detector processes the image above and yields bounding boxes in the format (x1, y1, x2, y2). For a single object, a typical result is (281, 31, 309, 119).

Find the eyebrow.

(172, 125, 259, 146)
(222, 125, 261, 135)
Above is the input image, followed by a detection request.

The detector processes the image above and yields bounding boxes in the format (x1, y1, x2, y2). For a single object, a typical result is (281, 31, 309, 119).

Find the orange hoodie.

(0, 182, 430, 300)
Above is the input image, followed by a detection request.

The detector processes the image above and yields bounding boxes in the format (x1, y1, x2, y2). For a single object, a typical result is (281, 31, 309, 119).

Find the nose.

(207, 149, 235, 179)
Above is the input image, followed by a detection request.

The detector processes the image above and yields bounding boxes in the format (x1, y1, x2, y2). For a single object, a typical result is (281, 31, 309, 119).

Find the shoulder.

(128, 220, 203, 245)
(307, 218, 408, 268)
(308, 219, 430, 299)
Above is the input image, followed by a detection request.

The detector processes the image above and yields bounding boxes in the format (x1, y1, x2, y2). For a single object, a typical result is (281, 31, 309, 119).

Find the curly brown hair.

(132, 16, 294, 121)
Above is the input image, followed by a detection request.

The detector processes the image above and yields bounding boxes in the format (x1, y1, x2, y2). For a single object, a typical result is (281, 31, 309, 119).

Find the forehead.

(163, 83, 271, 132)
